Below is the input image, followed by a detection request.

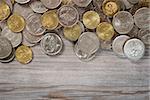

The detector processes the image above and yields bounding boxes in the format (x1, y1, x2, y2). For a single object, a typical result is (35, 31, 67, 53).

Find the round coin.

(73, 0, 92, 7)
(15, 45, 33, 64)
(41, 0, 62, 9)
(138, 28, 150, 45)
(15, 0, 30, 4)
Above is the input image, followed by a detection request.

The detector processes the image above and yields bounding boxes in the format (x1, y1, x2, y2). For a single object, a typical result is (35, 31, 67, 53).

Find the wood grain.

(0, 39, 149, 100)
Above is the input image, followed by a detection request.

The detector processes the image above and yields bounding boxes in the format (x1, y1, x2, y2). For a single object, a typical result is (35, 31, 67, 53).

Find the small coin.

(0, 36, 12, 59)
(30, 0, 48, 13)
(58, 5, 79, 27)
(7, 13, 25, 33)
(112, 35, 130, 56)
(15, 45, 33, 64)
(1, 26, 22, 48)
(15, 0, 30, 4)
(73, 0, 92, 7)
(127, 0, 139, 4)
(134, 7, 150, 29)
(96, 22, 115, 41)
(124, 38, 145, 61)
(83, 11, 100, 29)
(41, 0, 62, 9)
(40, 33, 63, 56)
(112, 11, 134, 34)
(41, 10, 59, 30)
(138, 28, 150, 45)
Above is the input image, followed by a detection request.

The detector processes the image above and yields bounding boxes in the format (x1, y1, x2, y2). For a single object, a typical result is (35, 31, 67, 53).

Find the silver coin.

(58, 5, 79, 27)
(30, 0, 48, 13)
(138, 28, 150, 45)
(73, 0, 92, 7)
(1, 26, 22, 48)
(127, 0, 139, 4)
(134, 7, 150, 29)
(112, 35, 130, 57)
(0, 36, 12, 59)
(124, 38, 145, 61)
(40, 33, 63, 56)
(112, 11, 134, 34)
(15, 0, 30, 4)
(40, 0, 62, 9)
(26, 13, 46, 36)
(78, 21, 85, 32)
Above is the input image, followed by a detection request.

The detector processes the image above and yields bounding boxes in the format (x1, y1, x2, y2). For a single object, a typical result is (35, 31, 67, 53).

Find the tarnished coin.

(83, 11, 100, 29)
(41, 0, 62, 9)
(96, 22, 115, 41)
(0, 1, 11, 21)
(73, 0, 92, 7)
(0, 36, 12, 59)
(134, 7, 150, 29)
(30, 0, 48, 13)
(58, 5, 79, 27)
(7, 13, 25, 33)
(1, 26, 22, 48)
(138, 28, 150, 45)
(112, 35, 130, 56)
(124, 38, 145, 61)
(15, 45, 33, 64)
(15, 0, 30, 4)
(127, 0, 139, 4)
(40, 33, 63, 56)
(41, 10, 59, 30)
(112, 11, 134, 34)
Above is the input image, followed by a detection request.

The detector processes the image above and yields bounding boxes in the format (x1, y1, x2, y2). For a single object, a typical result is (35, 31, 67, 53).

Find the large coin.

(15, 45, 33, 64)
(138, 28, 150, 45)
(73, 0, 92, 7)
(124, 38, 145, 61)
(41, 0, 62, 9)
(57, 5, 79, 27)
(40, 33, 63, 56)
(15, 0, 30, 4)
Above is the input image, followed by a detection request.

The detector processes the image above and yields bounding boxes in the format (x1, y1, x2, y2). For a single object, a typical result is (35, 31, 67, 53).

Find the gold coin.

(102, 0, 119, 16)
(64, 22, 82, 41)
(96, 22, 115, 41)
(0, 1, 11, 21)
(7, 14, 25, 32)
(83, 11, 100, 29)
(15, 45, 33, 64)
(41, 10, 59, 30)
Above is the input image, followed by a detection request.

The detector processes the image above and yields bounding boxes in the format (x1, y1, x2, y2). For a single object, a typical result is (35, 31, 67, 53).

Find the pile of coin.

(0, 0, 149, 64)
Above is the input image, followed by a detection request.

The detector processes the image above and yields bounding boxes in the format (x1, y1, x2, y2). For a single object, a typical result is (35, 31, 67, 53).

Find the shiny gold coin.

(83, 11, 100, 29)
(7, 13, 25, 32)
(41, 10, 59, 30)
(0, 1, 11, 21)
(96, 22, 115, 41)
(15, 45, 33, 64)
(64, 22, 82, 41)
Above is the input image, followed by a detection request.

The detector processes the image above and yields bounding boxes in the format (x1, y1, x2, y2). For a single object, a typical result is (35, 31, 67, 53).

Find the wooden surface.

(0, 38, 149, 100)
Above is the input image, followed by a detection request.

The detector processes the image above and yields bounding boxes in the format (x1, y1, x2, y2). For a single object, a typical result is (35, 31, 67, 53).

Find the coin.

(138, 28, 150, 45)
(41, 10, 59, 30)
(22, 36, 36, 47)
(73, 0, 92, 7)
(15, 45, 33, 64)
(41, 0, 62, 9)
(134, 7, 150, 29)
(57, 5, 79, 27)
(1, 26, 22, 48)
(0, 36, 12, 59)
(0, 1, 11, 21)
(83, 11, 100, 29)
(96, 22, 115, 41)
(127, 0, 139, 4)
(128, 25, 139, 37)
(112, 35, 130, 56)
(30, 0, 48, 13)
(15, 0, 30, 4)
(112, 11, 134, 34)
(40, 33, 63, 56)
(7, 13, 25, 33)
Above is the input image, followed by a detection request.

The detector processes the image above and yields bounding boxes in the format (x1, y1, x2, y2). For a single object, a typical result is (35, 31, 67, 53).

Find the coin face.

(73, 0, 92, 7)
(96, 22, 115, 41)
(124, 38, 145, 61)
(138, 28, 150, 45)
(7, 14, 25, 33)
(58, 5, 79, 27)
(0, 36, 12, 59)
(15, 45, 33, 64)
(1, 26, 22, 48)
(112, 35, 130, 56)
(40, 33, 63, 56)
(112, 11, 134, 34)
(134, 7, 150, 29)
(41, 10, 59, 30)
(83, 11, 100, 29)
(41, 0, 62, 9)
(15, 0, 30, 4)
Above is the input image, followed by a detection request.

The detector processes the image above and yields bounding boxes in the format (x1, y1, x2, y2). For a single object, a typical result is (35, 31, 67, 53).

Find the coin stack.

(0, 0, 149, 64)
